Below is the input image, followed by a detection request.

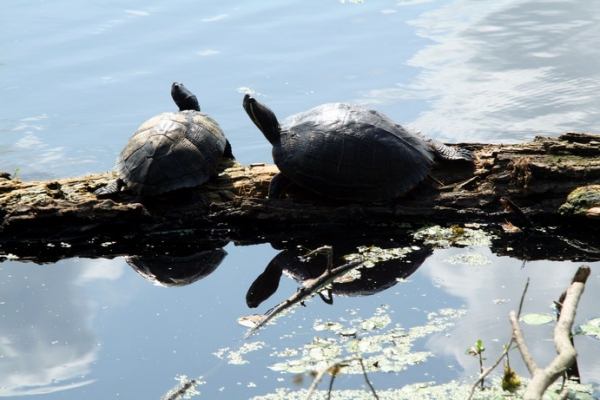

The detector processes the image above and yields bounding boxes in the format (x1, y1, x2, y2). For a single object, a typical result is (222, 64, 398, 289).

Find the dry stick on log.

(499, 196, 535, 228)
(244, 246, 363, 338)
(467, 278, 530, 400)
(511, 265, 591, 400)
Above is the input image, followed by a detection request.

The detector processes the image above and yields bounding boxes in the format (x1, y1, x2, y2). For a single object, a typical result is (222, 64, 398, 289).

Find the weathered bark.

(1, 132, 599, 262)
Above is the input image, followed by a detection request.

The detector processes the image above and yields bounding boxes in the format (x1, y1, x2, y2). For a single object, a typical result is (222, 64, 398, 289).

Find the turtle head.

(171, 82, 200, 111)
(243, 94, 280, 145)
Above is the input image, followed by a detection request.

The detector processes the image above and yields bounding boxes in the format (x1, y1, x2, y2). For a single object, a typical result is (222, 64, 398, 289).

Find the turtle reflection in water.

(246, 245, 432, 309)
(95, 83, 234, 198)
(243, 94, 474, 201)
(127, 248, 227, 287)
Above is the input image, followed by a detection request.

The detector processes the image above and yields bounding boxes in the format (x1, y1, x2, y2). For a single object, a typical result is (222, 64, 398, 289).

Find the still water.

(2, 0, 600, 398)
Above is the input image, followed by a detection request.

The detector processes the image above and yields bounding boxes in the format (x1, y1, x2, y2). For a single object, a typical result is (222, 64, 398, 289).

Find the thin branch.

(304, 363, 332, 400)
(245, 254, 363, 337)
(510, 310, 537, 374)
(161, 378, 198, 400)
(467, 278, 530, 400)
(327, 373, 335, 400)
(359, 358, 380, 400)
(466, 340, 511, 400)
(509, 277, 537, 374)
(556, 388, 570, 400)
(304, 357, 378, 400)
(304, 358, 355, 400)
(516, 278, 530, 316)
(521, 265, 590, 400)
(555, 270, 583, 382)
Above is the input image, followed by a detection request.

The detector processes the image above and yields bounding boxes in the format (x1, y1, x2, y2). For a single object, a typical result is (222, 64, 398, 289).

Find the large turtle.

(95, 82, 233, 197)
(242, 94, 473, 202)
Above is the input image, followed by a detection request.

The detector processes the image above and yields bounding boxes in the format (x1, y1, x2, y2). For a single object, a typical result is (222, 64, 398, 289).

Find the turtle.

(242, 94, 473, 202)
(95, 82, 233, 197)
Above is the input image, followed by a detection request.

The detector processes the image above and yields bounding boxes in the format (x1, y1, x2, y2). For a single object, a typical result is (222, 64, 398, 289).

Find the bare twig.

(556, 388, 570, 400)
(555, 272, 582, 382)
(509, 277, 537, 373)
(500, 196, 534, 228)
(304, 245, 334, 272)
(467, 278, 530, 400)
(327, 373, 335, 400)
(304, 357, 378, 400)
(521, 265, 590, 399)
(359, 358, 380, 400)
(516, 278, 530, 316)
(305, 362, 332, 400)
(244, 247, 363, 337)
(304, 358, 351, 400)
(510, 310, 537, 374)
(161, 377, 198, 400)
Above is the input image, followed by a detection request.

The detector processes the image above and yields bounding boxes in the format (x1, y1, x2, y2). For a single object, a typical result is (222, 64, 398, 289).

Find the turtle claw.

(94, 179, 125, 197)
(428, 138, 475, 161)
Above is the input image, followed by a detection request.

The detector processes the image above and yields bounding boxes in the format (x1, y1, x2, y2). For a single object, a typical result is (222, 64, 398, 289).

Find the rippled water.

(4, 0, 600, 181)
(2, 0, 600, 399)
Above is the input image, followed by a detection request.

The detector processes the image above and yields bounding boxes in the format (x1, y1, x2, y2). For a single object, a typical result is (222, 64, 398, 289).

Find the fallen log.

(1, 132, 599, 261)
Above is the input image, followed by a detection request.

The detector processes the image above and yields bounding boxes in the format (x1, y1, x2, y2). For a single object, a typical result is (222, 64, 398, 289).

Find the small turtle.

(95, 82, 233, 197)
(243, 95, 473, 202)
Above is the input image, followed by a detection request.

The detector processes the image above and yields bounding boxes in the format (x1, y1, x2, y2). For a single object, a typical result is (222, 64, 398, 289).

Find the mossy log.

(1, 132, 599, 259)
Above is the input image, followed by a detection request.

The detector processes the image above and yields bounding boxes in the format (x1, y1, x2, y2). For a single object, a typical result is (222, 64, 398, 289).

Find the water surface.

(1, 0, 600, 398)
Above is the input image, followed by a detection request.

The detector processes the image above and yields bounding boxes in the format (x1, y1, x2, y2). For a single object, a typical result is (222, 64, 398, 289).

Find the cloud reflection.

(421, 248, 600, 384)
(0, 259, 125, 397)
(124, 10, 150, 17)
(2, 115, 96, 181)
(197, 49, 220, 56)
(359, 0, 600, 142)
(201, 14, 229, 22)
(396, 0, 436, 5)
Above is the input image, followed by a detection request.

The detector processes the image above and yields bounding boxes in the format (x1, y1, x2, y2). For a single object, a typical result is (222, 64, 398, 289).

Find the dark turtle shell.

(116, 110, 228, 196)
(275, 103, 436, 202)
(243, 95, 473, 202)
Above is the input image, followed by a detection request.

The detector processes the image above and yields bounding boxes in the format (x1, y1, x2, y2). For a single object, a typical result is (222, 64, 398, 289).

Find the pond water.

(2, 0, 600, 399)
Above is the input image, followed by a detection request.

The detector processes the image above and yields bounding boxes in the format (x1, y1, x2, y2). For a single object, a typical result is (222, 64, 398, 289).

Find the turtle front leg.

(269, 173, 296, 199)
(428, 137, 474, 161)
(94, 178, 126, 197)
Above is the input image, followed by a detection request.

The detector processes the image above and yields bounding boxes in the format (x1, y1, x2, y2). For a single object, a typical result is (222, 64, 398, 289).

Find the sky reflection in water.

(358, 0, 600, 142)
(3, 0, 600, 180)
(1, 0, 600, 398)
(1, 243, 599, 398)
